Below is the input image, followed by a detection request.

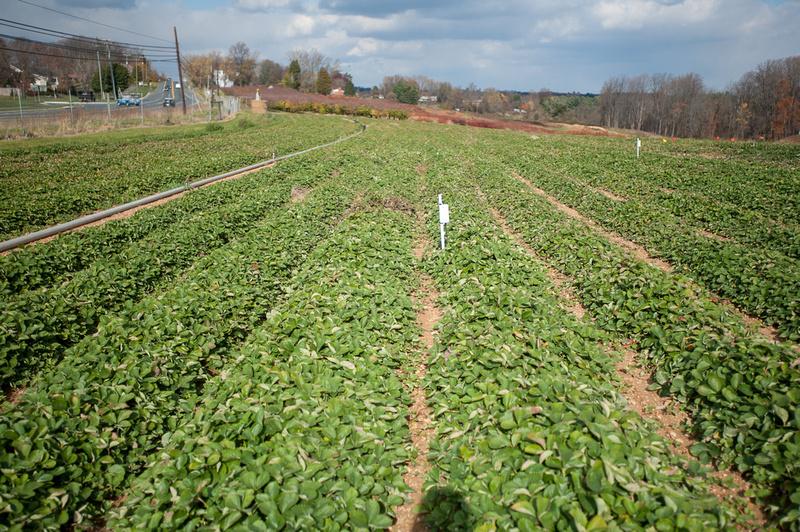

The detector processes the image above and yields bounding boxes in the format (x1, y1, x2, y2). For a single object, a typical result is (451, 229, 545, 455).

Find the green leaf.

(511, 501, 535, 516)
(278, 491, 299, 513)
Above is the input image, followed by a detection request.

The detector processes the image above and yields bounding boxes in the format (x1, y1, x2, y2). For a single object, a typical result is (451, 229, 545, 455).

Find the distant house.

(419, 95, 438, 103)
(330, 87, 345, 97)
(213, 70, 233, 88)
(30, 74, 57, 91)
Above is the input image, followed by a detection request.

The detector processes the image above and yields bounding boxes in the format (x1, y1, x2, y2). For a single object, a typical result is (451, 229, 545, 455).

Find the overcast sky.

(5, 0, 799, 92)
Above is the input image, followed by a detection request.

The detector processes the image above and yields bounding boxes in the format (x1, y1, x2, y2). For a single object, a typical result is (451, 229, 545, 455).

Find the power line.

(0, 45, 176, 63)
(0, 33, 176, 60)
(0, 18, 174, 50)
(15, 0, 172, 44)
(0, 33, 176, 59)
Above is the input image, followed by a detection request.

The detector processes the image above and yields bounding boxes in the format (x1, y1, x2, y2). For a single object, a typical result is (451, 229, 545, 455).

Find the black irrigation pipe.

(0, 119, 366, 252)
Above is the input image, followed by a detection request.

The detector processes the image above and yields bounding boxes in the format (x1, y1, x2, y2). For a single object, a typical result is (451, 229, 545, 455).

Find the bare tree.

(228, 41, 257, 86)
(288, 49, 338, 92)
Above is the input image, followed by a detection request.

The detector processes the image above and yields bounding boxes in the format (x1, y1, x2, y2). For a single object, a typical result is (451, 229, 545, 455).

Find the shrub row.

(268, 99, 408, 120)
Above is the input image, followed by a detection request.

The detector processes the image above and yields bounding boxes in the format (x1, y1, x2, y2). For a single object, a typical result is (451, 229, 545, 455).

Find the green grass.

(0, 95, 60, 110)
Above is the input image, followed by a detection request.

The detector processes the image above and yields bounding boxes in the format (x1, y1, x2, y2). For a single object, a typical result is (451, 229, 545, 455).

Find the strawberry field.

(1, 115, 798, 530)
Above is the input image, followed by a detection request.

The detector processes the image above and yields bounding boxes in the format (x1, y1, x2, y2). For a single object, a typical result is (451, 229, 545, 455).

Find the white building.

(213, 70, 233, 88)
(28, 74, 58, 92)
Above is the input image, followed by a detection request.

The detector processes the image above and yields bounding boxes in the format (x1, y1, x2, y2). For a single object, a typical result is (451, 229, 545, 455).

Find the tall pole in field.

(96, 50, 105, 101)
(174, 26, 187, 115)
(17, 81, 24, 133)
(106, 42, 117, 100)
(68, 86, 74, 124)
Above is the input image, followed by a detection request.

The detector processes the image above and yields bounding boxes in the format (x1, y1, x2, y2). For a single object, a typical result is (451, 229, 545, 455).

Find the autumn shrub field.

(0, 115, 798, 530)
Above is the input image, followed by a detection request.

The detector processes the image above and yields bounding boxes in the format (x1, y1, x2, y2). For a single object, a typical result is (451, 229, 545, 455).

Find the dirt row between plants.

(589, 185, 627, 202)
(481, 192, 766, 528)
(392, 224, 440, 532)
(697, 227, 733, 242)
(511, 172, 790, 347)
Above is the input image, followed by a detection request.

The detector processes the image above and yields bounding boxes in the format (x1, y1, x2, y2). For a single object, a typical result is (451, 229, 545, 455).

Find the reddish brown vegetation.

(224, 86, 614, 137)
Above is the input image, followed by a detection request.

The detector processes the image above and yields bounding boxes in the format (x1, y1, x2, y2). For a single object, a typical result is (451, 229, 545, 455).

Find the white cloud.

(234, 0, 295, 10)
(593, 0, 718, 30)
(6, 0, 798, 91)
(347, 38, 380, 56)
(284, 14, 316, 37)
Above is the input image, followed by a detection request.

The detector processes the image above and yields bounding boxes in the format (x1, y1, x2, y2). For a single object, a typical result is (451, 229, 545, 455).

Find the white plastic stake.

(636, 137, 641, 158)
(438, 194, 450, 250)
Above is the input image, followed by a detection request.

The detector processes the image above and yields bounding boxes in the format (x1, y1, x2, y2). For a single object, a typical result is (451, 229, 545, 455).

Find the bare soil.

(290, 186, 310, 203)
(591, 186, 627, 202)
(697, 228, 732, 242)
(392, 232, 440, 532)
(4, 385, 25, 406)
(615, 344, 766, 528)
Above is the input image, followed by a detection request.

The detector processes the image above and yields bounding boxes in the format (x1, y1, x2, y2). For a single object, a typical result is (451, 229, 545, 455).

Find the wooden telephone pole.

(173, 26, 187, 115)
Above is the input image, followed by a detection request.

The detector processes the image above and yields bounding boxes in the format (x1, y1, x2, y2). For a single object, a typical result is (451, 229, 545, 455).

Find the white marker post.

(636, 137, 641, 158)
(438, 194, 450, 250)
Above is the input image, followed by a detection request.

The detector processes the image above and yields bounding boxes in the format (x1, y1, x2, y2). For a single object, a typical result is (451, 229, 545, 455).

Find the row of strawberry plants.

(0, 151, 337, 297)
(0, 113, 356, 239)
(111, 206, 419, 530)
(558, 135, 800, 227)
(0, 148, 345, 390)
(418, 182, 735, 530)
(506, 153, 800, 341)
(475, 166, 800, 525)
(642, 148, 800, 227)
(0, 175, 360, 528)
(519, 137, 800, 260)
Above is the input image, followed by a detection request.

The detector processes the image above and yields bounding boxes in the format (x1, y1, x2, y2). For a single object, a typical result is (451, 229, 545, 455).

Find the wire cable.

(0, 18, 173, 50)
(0, 33, 176, 59)
(0, 45, 176, 63)
(15, 0, 172, 44)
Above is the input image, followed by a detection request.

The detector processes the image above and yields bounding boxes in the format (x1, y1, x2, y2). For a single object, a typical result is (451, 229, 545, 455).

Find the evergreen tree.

(344, 75, 356, 96)
(316, 67, 332, 95)
(284, 59, 301, 90)
(393, 79, 419, 104)
(91, 63, 129, 96)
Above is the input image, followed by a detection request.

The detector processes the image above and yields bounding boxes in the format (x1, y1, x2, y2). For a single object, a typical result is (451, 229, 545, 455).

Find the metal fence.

(1, 94, 242, 138)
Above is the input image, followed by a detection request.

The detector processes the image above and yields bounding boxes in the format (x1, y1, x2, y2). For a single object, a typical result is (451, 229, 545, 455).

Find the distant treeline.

(599, 55, 800, 139)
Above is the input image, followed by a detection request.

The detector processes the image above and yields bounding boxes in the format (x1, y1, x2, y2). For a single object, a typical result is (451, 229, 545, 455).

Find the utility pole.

(68, 86, 74, 124)
(173, 26, 187, 115)
(95, 50, 105, 101)
(16, 78, 24, 134)
(106, 42, 117, 100)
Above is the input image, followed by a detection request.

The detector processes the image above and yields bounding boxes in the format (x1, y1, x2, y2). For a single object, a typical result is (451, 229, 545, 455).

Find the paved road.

(0, 81, 198, 123)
